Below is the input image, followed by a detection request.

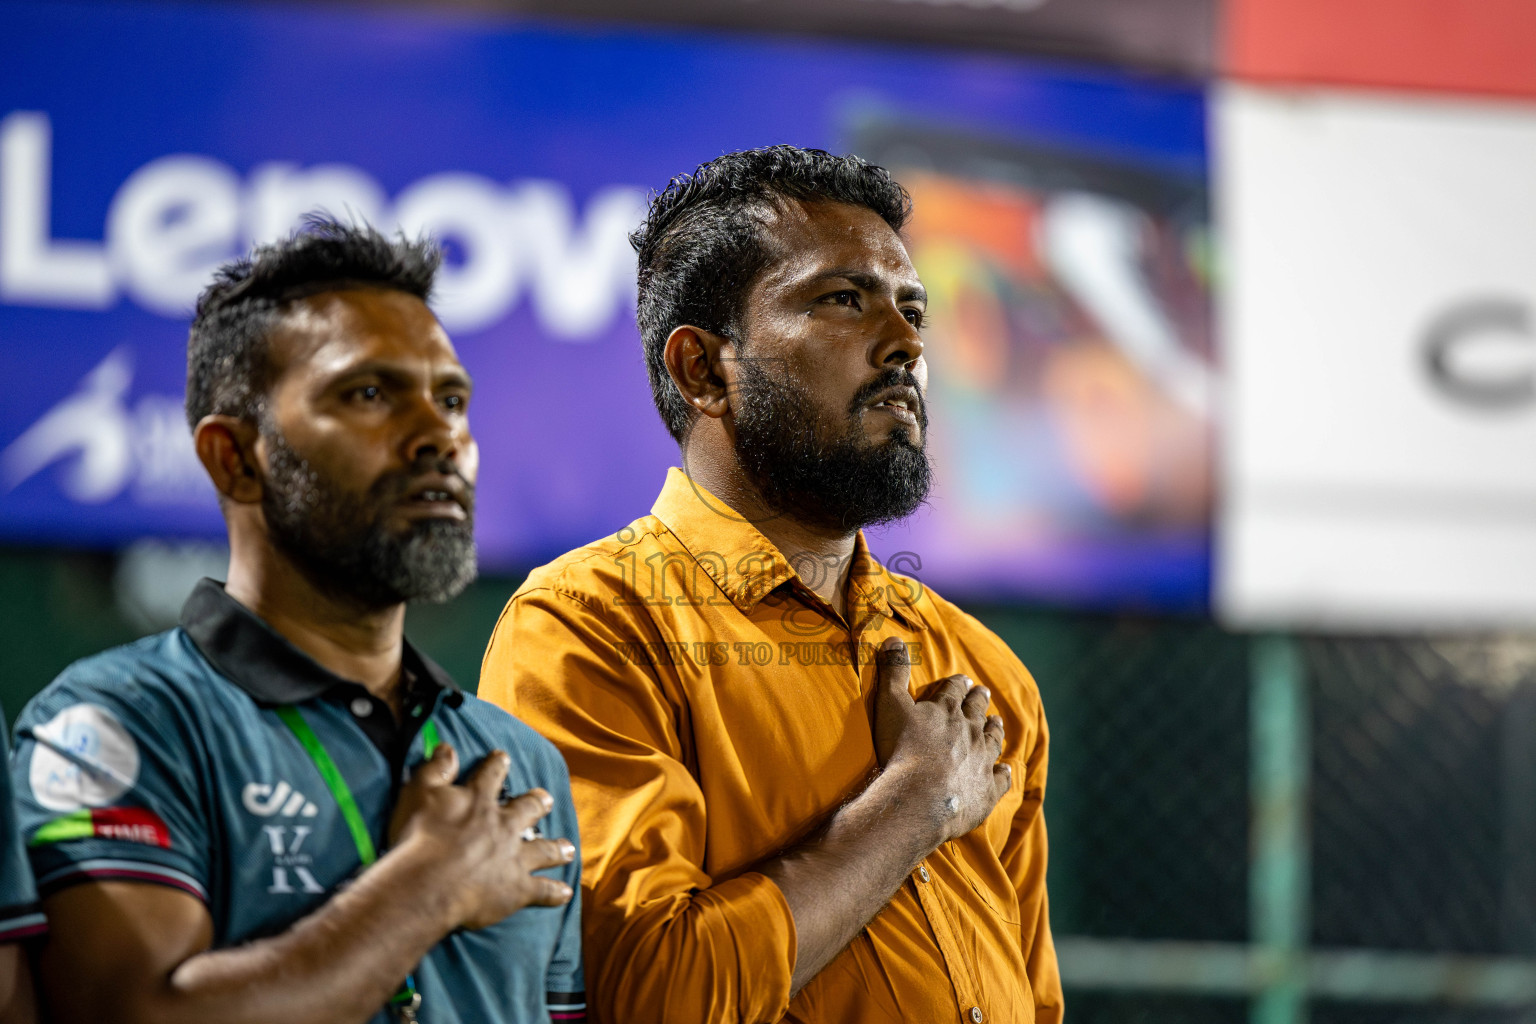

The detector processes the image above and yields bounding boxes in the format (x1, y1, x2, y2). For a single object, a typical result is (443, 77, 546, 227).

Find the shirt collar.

(179, 578, 462, 707)
(648, 468, 928, 631)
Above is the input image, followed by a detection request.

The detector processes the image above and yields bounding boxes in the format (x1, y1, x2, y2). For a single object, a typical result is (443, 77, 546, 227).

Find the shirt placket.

(911, 856, 990, 1023)
(846, 590, 988, 1023)
(791, 568, 993, 1023)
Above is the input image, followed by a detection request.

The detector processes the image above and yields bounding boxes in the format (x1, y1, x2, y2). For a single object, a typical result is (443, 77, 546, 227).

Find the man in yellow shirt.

(480, 146, 1061, 1024)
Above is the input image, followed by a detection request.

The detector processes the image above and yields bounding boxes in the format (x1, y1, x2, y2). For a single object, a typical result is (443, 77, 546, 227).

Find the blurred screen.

(856, 123, 1213, 608)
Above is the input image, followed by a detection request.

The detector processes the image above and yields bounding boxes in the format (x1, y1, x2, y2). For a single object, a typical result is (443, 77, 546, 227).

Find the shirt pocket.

(955, 759, 1029, 926)
(956, 853, 1024, 926)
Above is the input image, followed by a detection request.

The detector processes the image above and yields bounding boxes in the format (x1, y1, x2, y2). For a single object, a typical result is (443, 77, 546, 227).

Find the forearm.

(48, 841, 457, 1024)
(581, 784, 928, 1023)
(170, 842, 454, 1024)
(757, 760, 941, 995)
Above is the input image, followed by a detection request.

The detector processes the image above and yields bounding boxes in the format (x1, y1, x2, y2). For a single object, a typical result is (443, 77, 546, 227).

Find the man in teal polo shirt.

(8, 218, 584, 1024)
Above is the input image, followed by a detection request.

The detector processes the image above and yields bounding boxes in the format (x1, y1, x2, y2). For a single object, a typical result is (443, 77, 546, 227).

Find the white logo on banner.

(0, 111, 647, 337)
(0, 346, 208, 506)
(29, 703, 141, 812)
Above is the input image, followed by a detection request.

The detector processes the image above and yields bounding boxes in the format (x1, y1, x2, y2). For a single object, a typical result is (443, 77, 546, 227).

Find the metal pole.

(1251, 635, 1309, 1024)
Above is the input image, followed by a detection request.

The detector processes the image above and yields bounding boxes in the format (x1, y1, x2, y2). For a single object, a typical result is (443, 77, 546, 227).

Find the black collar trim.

(179, 578, 461, 707)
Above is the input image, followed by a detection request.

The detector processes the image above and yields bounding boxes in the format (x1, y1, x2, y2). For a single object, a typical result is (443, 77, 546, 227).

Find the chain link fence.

(973, 604, 1536, 1024)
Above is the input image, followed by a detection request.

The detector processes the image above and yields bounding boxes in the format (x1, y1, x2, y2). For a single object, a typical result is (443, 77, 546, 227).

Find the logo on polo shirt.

(263, 824, 324, 894)
(241, 780, 318, 818)
(29, 703, 141, 812)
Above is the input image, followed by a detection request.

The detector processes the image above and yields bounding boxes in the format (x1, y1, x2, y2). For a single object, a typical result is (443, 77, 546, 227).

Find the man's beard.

(260, 429, 477, 608)
(731, 362, 932, 533)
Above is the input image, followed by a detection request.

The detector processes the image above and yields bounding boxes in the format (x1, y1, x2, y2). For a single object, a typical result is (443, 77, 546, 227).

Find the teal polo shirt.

(0, 709, 45, 944)
(10, 579, 585, 1024)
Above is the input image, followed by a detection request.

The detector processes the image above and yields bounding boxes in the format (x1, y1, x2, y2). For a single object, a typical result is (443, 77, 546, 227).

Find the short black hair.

(630, 145, 912, 443)
(185, 215, 442, 429)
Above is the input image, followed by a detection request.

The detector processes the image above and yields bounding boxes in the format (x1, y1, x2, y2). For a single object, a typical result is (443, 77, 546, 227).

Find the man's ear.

(663, 325, 735, 420)
(193, 415, 264, 504)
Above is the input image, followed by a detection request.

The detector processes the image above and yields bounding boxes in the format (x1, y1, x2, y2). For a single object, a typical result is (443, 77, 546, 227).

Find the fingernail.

(560, 840, 575, 860)
(883, 637, 902, 650)
(541, 791, 554, 810)
(561, 884, 574, 898)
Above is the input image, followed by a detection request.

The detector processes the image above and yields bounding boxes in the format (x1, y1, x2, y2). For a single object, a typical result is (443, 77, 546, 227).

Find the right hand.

(387, 743, 575, 930)
(872, 638, 1011, 844)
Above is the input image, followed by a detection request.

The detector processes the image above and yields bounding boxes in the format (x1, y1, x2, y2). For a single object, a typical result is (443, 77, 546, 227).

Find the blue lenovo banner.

(0, 0, 1211, 609)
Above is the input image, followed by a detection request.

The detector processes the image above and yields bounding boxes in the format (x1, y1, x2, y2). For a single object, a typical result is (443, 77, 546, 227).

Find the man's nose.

(873, 304, 925, 370)
(402, 397, 463, 464)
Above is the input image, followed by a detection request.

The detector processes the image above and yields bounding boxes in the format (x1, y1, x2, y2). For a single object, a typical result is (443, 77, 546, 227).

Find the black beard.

(261, 430, 477, 608)
(731, 361, 932, 533)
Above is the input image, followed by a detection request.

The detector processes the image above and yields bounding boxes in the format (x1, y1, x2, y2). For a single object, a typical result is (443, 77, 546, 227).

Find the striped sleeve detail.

(0, 903, 46, 943)
(36, 858, 208, 902)
(547, 990, 587, 1022)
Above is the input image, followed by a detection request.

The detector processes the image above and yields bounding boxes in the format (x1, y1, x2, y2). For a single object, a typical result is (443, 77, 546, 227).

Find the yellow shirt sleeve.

(480, 586, 798, 1024)
(999, 662, 1063, 1024)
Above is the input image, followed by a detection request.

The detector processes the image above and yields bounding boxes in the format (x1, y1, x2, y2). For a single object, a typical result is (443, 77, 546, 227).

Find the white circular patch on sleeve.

(29, 703, 142, 812)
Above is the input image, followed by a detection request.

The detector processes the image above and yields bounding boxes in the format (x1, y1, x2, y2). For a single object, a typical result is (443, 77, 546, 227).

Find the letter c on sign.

(1422, 298, 1533, 410)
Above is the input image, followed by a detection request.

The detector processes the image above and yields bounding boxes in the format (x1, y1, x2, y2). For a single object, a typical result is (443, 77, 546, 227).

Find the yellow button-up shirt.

(480, 469, 1061, 1024)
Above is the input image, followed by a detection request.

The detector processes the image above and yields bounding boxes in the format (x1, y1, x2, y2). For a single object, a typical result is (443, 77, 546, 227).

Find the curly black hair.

(185, 215, 441, 429)
(630, 145, 911, 443)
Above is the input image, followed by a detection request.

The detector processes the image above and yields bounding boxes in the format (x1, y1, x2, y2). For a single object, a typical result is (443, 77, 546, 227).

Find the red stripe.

(1224, 0, 1536, 99)
(0, 923, 46, 942)
(549, 1015, 586, 1022)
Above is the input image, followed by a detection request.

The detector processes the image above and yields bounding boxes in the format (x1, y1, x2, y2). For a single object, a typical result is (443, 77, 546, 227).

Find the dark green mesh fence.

(1308, 636, 1536, 959)
(971, 609, 1536, 1024)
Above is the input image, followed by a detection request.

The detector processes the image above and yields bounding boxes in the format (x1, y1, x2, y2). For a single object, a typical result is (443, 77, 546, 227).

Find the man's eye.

(904, 309, 929, 329)
(351, 385, 382, 402)
(442, 394, 467, 411)
(829, 291, 860, 309)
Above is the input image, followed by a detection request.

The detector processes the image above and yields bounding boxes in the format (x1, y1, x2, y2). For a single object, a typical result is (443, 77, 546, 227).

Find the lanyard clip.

(392, 989, 421, 1023)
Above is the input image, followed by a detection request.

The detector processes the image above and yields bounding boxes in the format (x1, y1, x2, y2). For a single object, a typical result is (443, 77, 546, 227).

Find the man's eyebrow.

(436, 366, 473, 390)
(810, 268, 927, 304)
(327, 360, 473, 390)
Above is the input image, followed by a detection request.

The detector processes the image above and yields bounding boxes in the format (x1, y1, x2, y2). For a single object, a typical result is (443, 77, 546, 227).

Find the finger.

(526, 875, 575, 908)
(521, 837, 575, 872)
(992, 761, 1013, 800)
(410, 742, 460, 788)
(504, 788, 555, 831)
(961, 683, 992, 721)
(931, 674, 970, 711)
(983, 716, 1005, 759)
(466, 750, 511, 799)
(875, 638, 914, 707)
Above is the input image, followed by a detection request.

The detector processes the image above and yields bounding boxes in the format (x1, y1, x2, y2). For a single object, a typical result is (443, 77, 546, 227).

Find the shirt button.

(970, 1008, 984, 1023)
(349, 697, 373, 718)
(917, 865, 930, 883)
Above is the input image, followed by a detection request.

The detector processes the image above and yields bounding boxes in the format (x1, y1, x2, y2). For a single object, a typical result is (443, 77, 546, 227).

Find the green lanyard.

(275, 706, 442, 1020)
